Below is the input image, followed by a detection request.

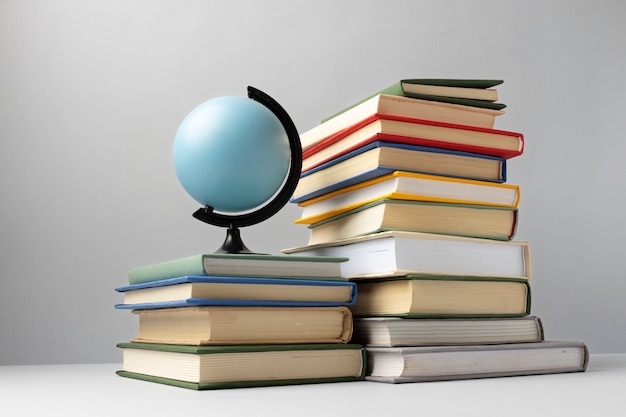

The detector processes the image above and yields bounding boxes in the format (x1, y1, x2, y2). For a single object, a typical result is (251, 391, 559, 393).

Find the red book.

(302, 115, 524, 173)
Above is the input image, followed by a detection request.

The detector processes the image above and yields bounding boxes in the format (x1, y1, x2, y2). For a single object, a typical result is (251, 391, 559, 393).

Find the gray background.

(1, 0, 624, 365)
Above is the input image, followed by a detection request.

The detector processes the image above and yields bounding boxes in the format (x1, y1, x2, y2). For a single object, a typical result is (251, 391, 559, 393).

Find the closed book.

(350, 275, 530, 317)
(364, 341, 589, 383)
(116, 342, 365, 390)
(293, 141, 507, 203)
(372, 78, 506, 110)
(302, 115, 524, 171)
(352, 316, 544, 346)
(115, 275, 357, 309)
(283, 231, 531, 280)
(295, 171, 520, 225)
(125, 305, 354, 345)
(324, 79, 505, 121)
(299, 94, 504, 151)
(128, 253, 348, 285)
(306, 199, 518, 245)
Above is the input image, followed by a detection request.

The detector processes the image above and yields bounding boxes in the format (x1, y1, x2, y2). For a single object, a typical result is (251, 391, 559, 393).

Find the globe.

(172, 95, 291, 213)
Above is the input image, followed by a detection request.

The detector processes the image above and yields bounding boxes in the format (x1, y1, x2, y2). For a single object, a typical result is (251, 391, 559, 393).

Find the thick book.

(324, 79, 506, 119)
(302, 115, 524, 171)
(116, 342, 365, 390)
(282, 231, 531, 280)
(295, 171, 520, 224)
(352, 316, 544, 346)
(115, 275, 357, 309)
(124, 305, 354, 345)
(299, 94, 505, 151)
(128, 253, 348, 285)
(349, 275, 531, 317)
(364, 341, 589, 383)
(293, 141, 507, 202)
(305, 199, 518, 245)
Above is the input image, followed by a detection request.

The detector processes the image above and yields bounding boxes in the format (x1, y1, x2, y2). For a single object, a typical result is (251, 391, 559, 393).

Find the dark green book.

(116, 343, 365, 390)
(323, 79, 506, 123)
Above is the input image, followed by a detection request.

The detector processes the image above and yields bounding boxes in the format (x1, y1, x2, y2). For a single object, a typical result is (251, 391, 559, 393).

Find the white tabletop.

(1, 353, 624, 416)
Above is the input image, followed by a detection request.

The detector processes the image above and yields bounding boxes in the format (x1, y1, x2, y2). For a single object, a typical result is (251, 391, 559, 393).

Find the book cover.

(115, 275, 357, 309)
(123, 306, 355, 345)
(299, 94, 505, 151)
(301, 115, 524, 172)
(350, 275, 531, 318)
(295, 171, 520, 225)
(304, 199, 518, 244)
(116, 342, 366, 390)
(352, 316, 544, 346)
(293, 141, 507, 202)
(381, 79, 506, 110)
(364, 341, 589, 383)
(128, 253, 348, 285)
(324, 79, 506, 120)
(282, 231, 532, 280)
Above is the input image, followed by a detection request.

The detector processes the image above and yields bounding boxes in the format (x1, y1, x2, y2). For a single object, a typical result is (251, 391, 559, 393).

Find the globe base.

(215, 226, 259, 255)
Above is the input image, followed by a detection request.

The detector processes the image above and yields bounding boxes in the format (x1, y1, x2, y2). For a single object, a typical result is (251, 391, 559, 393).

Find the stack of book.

(115, 253, 365, 390)
(284, 79, 588, 383)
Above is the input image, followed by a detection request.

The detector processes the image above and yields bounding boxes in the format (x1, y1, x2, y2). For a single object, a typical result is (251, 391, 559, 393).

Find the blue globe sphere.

(172, 96, 291, 212)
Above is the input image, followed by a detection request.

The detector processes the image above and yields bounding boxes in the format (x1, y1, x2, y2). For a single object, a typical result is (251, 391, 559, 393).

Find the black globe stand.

(192, 86, 303, 254)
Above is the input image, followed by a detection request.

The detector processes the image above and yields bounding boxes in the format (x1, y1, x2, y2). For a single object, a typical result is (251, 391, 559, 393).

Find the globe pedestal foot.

(215, 226, 255, 254)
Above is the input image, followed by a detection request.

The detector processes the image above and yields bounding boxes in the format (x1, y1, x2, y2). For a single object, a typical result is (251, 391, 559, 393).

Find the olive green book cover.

(116, 343, 366, 390)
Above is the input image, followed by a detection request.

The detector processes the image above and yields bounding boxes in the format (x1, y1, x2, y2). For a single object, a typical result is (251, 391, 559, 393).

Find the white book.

(282, 231, 531, 280)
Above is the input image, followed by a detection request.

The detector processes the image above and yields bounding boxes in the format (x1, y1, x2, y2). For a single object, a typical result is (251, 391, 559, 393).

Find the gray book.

(365, 341, 589, 383)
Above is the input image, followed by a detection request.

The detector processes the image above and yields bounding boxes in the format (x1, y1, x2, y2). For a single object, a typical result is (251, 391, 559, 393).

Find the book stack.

(284, 79, 588, 383)
(114, 253, 365, 390)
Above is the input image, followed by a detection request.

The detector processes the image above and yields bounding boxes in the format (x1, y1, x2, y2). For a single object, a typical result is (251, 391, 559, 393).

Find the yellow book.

(295, 171, 520, 225)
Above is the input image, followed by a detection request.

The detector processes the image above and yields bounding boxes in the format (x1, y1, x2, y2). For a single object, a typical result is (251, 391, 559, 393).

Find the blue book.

(292, 141, 507, 203)
(115, 275, 357, 309)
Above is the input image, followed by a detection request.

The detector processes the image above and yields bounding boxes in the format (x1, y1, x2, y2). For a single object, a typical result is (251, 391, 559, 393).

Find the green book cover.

(322, 79, 506, 123)
(400, 79, 503, 88)
(117, 343, 366, 390)
(128, 253, 349, 285)
(115, 370, 365, 390)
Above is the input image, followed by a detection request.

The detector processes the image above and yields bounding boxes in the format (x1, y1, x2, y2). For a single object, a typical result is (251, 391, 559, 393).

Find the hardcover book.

(115, 275, 357, 309)
(128, 253, 348, 285)
(305, 199, 518, 245)
(283, 231, 531, 280)
(124, 305, 354, 345)
(364, 341, 588, 383)
(117, 343, 365, 390)
(365, 79, 507, 111)
(299, 94, 505, 151)
(349, 275, 531, 317)
(295, 171, 520, 225)
(302, 115, 524, 171)
(352, 316, 544, 346)
(293, 141, 507, 202)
